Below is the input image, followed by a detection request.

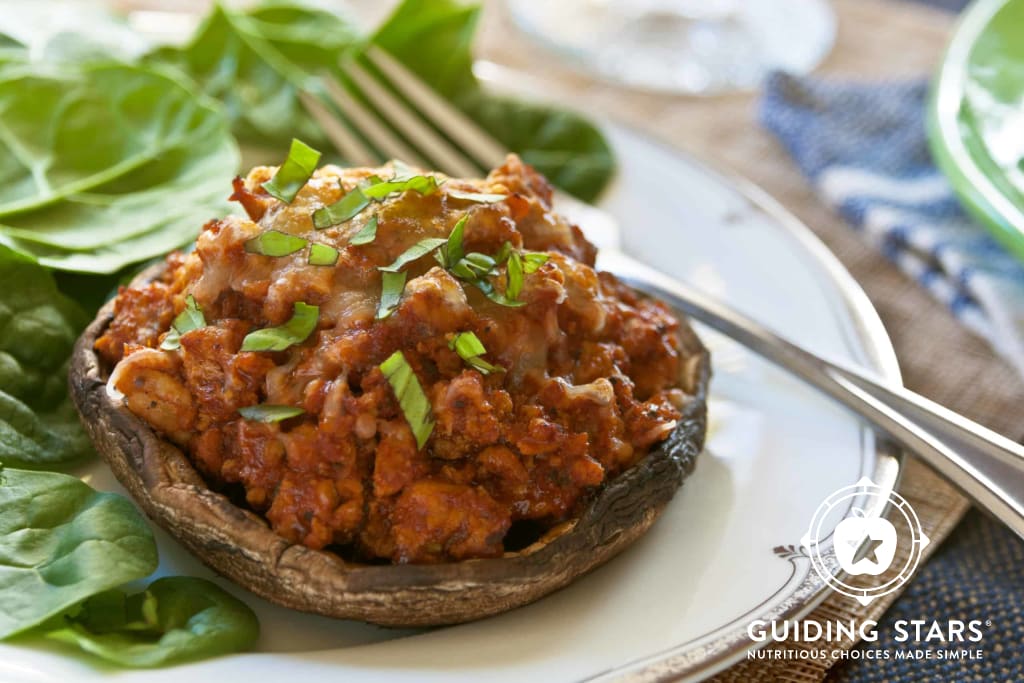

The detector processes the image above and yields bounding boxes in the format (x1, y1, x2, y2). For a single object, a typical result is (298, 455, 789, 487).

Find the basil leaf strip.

(237, 404, 305, 422)
(308, 243, 339, 266)
(379, 350, 434, 449)
(362, 174, 440, 200)
(450, 331, 486, 358)
(240, 302, 319, 352)
(379, 237, 447, 273)
(448, 331, 504, 375)
(349, 215, 378, 246)
(437, 215, 468, 268)
(0, 469, 158, 640)
(523, 251, 549, 273)
(262, 138, 321, 204)
(244, 230, 307, 257)
(471, 277, 525, 308)
(377, 271, 407, 320)
(313, 185, 370, 229)
(507, 250, 524, 301)
(160, 295, 206, 351)
(447, 190, 507, 203)
(45, 577, 259, 667)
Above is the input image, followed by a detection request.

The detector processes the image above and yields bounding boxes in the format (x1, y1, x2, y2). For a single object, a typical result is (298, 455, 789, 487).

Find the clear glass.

(504, 0, 837, 95)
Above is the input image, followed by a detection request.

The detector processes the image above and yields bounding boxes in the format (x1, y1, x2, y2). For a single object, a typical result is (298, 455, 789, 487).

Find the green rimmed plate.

(929, 0, 1024, 261)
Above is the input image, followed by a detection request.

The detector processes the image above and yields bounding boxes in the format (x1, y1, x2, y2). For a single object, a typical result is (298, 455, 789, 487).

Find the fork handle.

(605, 251, 1024, 540)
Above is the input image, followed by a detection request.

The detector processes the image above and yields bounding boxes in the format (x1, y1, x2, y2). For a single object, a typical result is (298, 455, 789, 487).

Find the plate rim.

(0, 65, 906, 683)
(576, 119, 904, 682)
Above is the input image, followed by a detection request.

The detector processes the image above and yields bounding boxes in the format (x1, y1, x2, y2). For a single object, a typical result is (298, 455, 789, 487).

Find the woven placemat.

(478, 1, 1024, 680)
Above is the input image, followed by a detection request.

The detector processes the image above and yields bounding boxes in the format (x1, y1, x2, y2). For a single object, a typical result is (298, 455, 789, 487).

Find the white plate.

(0, 122, 902, 683)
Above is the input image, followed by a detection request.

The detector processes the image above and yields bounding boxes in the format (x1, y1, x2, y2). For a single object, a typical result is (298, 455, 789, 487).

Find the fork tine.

(341, 57, 480, 178)
(298, 90, 377, 166)
(318, 73, 432, 169)
(366, 46, 508, 169)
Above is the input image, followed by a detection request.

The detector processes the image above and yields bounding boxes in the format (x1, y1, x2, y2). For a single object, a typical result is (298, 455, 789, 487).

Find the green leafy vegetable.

(262, 138, 321, 204)
(349, 215, 378, 246)
(523, 251, 549, 273)
(145, 4, 352, 150)
(379, 237, 447, 273)
(371, 0, 615, 201)
(45, 577, 259, 668)
(244, 230, 308, 257)
(0, 245, 92, 468)
(470, 275, 525, 308)
(313, 185, 370, 229)
(240, 301, 319, 352)
(149, 0, 614, 201)
(379, 350, 434, 449)
(160, 295, 206, 351)
(0, 468, 158, 640)
(362, 174, 440, 200)
(377, 271, 407, 320)
(237, 404, 305, 422)
(436, 215, 468, 268)
(449, 331, 503, 374)
(447, 190, 507, 203)
(308, 243, 339, 266)
(507, 250, 524, 301)
(0, 64, 238, 273)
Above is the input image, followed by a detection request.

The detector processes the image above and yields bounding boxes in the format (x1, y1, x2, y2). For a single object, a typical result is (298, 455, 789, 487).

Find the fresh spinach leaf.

(0, 64, 231, 215)
(370, 0, 615, 202)
(0, 64, 238, 273)
(0, 245, 92, 468)
(45, 577, 259, 667)
(146, 4, 349, 151)
(0, 468, 158, 640)
(150, 0, 615, 201)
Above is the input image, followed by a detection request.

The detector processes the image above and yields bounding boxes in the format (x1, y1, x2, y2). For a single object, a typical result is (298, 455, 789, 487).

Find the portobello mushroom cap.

(69, 263, 710, 627)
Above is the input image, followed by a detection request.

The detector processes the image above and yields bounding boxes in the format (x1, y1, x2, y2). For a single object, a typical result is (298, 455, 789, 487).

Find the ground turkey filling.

(96, 156, 697, 564)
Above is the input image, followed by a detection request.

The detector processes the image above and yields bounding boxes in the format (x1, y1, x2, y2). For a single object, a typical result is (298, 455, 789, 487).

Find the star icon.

(852, 535, 885, 565)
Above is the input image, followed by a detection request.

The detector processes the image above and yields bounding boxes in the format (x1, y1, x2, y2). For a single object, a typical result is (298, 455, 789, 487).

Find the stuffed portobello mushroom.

(70, 151, 710, 626)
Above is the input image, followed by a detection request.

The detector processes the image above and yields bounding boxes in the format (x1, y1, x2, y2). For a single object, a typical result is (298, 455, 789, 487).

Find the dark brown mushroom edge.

(68, 157, 711, 627)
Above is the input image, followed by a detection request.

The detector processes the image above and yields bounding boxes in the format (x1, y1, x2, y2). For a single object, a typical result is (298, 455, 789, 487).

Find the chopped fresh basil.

(379, 237, 447, 273)
(44, 577, 259, 667)
(308, 243, 338, 266)
(450, 330, 486, 358)
(522, 251, 549, 273)
(507, 250, 524, 300)
(240, 302, 319, 352)
(160, 295, 206, 350)
(447, 189, 507, 203)
(448, 331, 503, 375)
(313, 185, 370, 229)
(471, 276, 525, 308)
(494, 241, 513, 265)
(377, 271, 406, 320)
(237, 404, 305, 422)
(379, 350, 434, 449)
(244, 230, 307, 257)
(362, 175, 440, 200)
(262, 138, 321, 204)
(436, 214, 468, 268)
(349, 215, 378, 246)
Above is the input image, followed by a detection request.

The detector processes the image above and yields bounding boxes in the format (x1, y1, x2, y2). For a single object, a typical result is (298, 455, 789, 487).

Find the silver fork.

(300, 46, 1024, 540)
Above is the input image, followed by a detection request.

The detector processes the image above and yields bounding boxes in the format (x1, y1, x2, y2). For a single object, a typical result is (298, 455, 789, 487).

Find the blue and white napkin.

(761, 73, 1024, 375)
